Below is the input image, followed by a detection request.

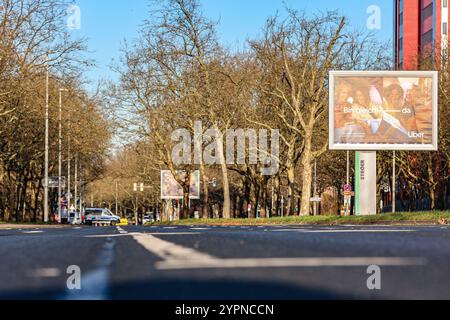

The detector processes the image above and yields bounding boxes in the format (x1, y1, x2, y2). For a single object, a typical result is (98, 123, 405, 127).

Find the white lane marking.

(130, 232, 426, 271)
(85, 232, 200, 238)
(271, 229, 415, 233)
(156, 257, 427, 270)
(116, 226, 128, 234)
(31, 268, 61, 278)
(72, 227, 82, 230)
(190, 228, 210, 230)
(85, 234, 131, 238)
(23, 230, 43, 234)
(163, 227, 178, 229)
(131, 233, 216, 262)
(62, 238, 115, 300)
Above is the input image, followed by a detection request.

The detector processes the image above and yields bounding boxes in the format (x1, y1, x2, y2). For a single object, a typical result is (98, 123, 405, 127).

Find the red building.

(394, 0, 449, 69)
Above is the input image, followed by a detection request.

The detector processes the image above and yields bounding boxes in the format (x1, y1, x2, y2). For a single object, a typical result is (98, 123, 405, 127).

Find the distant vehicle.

(84, 208, 121, 226)
(142, 214, 154, 224)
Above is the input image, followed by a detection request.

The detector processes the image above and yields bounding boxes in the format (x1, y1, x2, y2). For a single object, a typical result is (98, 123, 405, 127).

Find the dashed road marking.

(116, 226, 128, 234)
(86, 232, 200, 238)
(270, 229, 415, 233)
(62, 238, 115, 300)
(31, 267, 61, 278)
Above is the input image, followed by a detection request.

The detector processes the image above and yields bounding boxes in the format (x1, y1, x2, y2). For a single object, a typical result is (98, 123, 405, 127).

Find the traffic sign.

(47, 176, 66, 188)
(344, 184, 352, 192)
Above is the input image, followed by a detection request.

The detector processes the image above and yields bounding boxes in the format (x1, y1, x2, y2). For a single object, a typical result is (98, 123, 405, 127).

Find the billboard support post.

(355, 151, 377, 216)
(329, 70, 438, 216)
(346, 151, 350, 185)
(392, 151, 396, 213)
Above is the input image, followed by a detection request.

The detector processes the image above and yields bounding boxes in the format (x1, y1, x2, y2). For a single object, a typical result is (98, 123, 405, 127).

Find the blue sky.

(71, 0, 394, 91)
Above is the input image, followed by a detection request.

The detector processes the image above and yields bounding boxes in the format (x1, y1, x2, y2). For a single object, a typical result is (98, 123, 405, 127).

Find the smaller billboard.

(329, 71, 438, 151)
(46, 176, 66, 188)
(160, 170, 200, 200)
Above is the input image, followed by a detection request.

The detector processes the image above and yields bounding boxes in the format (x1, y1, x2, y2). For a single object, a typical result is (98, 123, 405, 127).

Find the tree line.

(1, 0, 448, 222)
(0, 0, 111, 222)
(92, 0, 449, 220)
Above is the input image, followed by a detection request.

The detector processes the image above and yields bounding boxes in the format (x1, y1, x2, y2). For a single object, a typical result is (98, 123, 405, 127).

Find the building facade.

(394, 0, 449, 69)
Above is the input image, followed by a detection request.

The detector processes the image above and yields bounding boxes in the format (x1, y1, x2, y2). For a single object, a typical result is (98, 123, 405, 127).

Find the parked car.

(84, 208, 121, 226)
(142, 214, 154, 224)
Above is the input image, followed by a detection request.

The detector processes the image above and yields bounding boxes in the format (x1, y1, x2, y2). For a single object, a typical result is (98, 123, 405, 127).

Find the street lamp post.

(115, 181, 119, 216)
(58, 88, 68, 223)
(74, 155, 78, 212)
(67, 103, 71, 210)
(44, 56, 49, 223)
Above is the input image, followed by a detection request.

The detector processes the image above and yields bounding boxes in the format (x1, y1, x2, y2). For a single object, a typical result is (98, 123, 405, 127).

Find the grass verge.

(152, 211, 450, 226)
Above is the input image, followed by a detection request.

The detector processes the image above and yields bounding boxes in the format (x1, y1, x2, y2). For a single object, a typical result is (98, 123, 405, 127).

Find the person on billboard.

(402, 85, 420, 132)
(376, 83, 420, 143)
(334, 81, 369, 143)
(349, 87, 383, 139)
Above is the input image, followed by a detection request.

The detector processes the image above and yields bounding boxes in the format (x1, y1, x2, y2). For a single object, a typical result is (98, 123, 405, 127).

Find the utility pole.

(115, 181, 119, 216)
(135, 195, 139, 226)
(346, 150, 350, 185)
(74, 155, 78, 212)
(44, 56, 49, 223)
(313, 159, 318, 216)
(58, 88, 68, 221)
(67, 117, 71, 209)
(79, 163, 83, 216)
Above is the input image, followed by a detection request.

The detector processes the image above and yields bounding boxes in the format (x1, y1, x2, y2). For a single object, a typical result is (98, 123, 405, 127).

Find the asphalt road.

(0, 224, 449, 300)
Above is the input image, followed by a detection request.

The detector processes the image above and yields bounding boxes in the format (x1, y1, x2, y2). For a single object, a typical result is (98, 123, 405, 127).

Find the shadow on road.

(0, 278, 351, 300)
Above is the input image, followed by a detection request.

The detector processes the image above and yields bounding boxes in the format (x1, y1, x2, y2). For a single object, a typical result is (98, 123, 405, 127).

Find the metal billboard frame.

(160, 170, 201, 200)
(329, 70, 438, 151)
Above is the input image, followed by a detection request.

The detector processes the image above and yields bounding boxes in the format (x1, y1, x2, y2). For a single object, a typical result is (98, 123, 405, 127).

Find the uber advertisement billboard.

(329, 71, 438, 151)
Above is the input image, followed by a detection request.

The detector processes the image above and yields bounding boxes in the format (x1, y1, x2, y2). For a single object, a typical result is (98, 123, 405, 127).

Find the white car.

(84, 208, 121, 226)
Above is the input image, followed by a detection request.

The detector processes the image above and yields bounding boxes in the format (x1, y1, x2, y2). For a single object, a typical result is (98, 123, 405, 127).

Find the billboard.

(160, 170, 200, 200)
(329, 71, 438, 151)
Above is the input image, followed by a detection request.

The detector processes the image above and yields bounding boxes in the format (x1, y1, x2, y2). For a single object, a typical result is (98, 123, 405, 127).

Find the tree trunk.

(427, 155, 436, 210)
(253, 183, 260, 218)
(182, 185, 190, 219)
(259, 180, 267, 218)
(200, 163, 209, 219)
(286, 165, 295, 216)
(300, 136, 313, 216)
(33, 176, 42, 223)
(242, 176, 251, 218)
(217, 135, 231, 218)
(274, 175, 280, 217)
